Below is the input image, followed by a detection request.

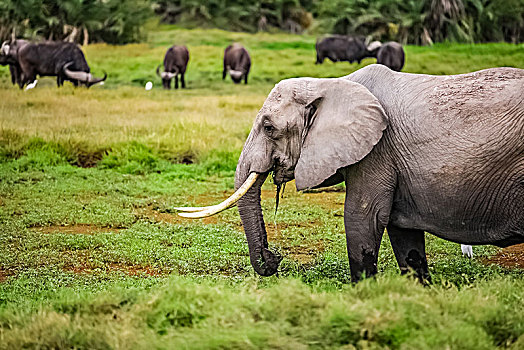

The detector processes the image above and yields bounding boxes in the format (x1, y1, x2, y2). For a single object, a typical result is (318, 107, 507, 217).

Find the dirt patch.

(0, 268, 15, 283)
(136, 205, 226, 226)
(65, 262, 166, 277)
(74, 149, 106, 168)
(31, 224, 123, 235)
(484, 244, 524, 269)
(60, 249, 168, 277)
(286, 241, 325, 264)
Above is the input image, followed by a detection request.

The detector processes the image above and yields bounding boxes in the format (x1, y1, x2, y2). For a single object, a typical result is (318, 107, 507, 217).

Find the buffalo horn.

(229, 69, 243, 80)
(63, 62, 107, 86)
(1, 41, 9, 56)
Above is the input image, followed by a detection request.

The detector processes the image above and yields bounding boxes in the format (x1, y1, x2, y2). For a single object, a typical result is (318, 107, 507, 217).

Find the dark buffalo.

(1, 39, 28, 86)
(223, 43, 251, 84)
(14, 41, 106, 89)
(376, 42, 405, 71)
(156, 45, 189, 89)
(315, 35, 375, 64)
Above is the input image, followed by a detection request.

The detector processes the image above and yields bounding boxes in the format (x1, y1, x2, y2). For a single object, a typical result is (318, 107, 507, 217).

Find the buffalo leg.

(387, 225, 430, 283)
(9, 65, 17, 85)
(174, 76, 179, 89)
(244, 73, 248, 85)
(19, 71, 36, 89)
(315, 52, 323, 64)
(222, 69, 227, 80)
(181, 74, 186, 88)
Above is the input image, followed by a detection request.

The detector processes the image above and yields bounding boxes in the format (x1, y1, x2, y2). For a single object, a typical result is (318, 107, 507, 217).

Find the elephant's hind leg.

(387, 225, 430, 283)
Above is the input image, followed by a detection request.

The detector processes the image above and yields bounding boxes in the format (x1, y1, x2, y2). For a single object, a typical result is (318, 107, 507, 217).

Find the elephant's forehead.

(265, 79, 303, 106)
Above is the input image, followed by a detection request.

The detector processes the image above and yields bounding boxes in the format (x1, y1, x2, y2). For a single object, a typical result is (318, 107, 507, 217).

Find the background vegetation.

(0, 0, 152, 44)
(0, 25, 523, 349)
(1, 0, 523, 43)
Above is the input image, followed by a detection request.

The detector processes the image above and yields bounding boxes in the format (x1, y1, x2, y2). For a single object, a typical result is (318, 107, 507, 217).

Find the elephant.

(223, 43, 251, 84)
(315, 35, 375, 65)
(12, 41, 106, 88)
(156, 45, 189, 89)
(176, 64, 524, 282)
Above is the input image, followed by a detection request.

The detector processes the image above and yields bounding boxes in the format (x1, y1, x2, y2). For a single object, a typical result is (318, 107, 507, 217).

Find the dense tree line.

(155, 0, 523, 43)
(1, 0, 522, 44)
(315, 0, 523, 44)
(0, 0, 151, 44)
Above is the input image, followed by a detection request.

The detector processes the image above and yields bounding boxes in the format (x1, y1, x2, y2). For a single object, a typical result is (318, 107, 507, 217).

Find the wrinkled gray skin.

(0, 39, 28, 86)
(235, 64, 524, 281)
(157, 45, 189, 89)
(376, 42, 405, 72)
(315, 35, 375, 65)
(223, 43, 251, 84)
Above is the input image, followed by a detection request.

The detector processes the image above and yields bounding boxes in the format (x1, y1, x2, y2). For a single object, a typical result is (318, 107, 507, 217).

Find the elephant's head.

(177, 78, 387, 276)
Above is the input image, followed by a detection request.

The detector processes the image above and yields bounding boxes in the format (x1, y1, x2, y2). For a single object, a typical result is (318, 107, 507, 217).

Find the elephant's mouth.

(272, 163, 295, 186)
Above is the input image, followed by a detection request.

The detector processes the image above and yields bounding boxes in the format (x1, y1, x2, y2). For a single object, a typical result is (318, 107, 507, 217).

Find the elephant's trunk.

(235, 159, 282, 276)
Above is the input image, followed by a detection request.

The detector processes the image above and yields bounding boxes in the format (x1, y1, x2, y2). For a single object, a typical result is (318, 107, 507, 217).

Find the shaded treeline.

(1, 0, 523, 44)
(156, 0, 523, 43)
(0, 0, 152, 44)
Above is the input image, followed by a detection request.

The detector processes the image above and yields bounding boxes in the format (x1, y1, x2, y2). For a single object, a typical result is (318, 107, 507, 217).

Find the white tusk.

(173, 205, 220, 212)
(176, 173, 259, 218)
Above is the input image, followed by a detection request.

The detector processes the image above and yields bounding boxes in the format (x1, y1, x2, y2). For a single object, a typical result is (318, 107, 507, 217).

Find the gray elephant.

(223, 43, 251, 84)
(177, 64, 524, 282)
(156, 45, 189, 89)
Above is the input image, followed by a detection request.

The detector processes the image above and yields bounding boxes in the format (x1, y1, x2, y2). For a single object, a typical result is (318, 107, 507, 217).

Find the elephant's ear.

(295, 79, 388, 190)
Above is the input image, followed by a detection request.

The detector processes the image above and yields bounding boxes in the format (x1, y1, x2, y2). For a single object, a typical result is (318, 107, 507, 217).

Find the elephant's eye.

(263, 121, 274, 135)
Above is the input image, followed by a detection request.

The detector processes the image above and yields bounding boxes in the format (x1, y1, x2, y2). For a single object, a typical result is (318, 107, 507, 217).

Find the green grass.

(0, 25, 523, 349)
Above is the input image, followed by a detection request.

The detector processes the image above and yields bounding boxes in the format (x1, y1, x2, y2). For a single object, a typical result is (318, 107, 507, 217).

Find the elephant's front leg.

(343, 167, 395, 282)
(387, 225, 430, 283)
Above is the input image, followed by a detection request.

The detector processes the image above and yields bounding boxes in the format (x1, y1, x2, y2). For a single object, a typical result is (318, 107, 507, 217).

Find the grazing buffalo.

(156, 45, 189, 89)
(13, 41, 106, 89)
(375, 42, 405, 71)
(1, 39, 28, 86)
(315, 35, 375, 65)
(223, 43, 251, 84)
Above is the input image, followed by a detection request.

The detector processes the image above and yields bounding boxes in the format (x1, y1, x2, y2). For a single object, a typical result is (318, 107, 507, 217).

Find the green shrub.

(0, 0, 152, 44)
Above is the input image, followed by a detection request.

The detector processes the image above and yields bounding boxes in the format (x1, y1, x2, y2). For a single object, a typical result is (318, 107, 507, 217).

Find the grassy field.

(0, 25, 523, 349)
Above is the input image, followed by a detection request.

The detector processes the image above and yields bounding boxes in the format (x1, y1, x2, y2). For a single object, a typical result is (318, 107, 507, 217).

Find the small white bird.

(25, 80, 38, 91)
(145, 81, 153, 91)
(461, 244, 473, 258)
